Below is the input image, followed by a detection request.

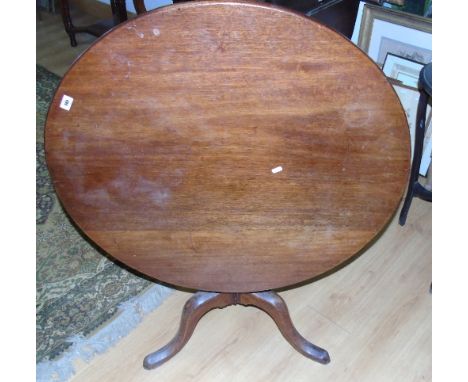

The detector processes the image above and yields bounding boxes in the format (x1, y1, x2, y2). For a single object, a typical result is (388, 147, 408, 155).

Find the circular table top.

(45, 1, 410, 292)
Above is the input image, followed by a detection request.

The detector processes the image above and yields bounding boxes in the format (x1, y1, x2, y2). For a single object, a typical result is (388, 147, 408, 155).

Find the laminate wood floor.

(68, 199, 431, 382)
(37, 9, 431, 381)
(37, 7, 99, 76)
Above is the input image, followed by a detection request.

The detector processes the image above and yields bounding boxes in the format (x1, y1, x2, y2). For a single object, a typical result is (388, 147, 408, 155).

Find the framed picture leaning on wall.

(357, 4, 431, 67)
(383, 53, 425, 88)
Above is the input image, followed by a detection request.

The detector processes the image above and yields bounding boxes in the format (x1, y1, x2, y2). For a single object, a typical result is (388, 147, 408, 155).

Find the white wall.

(97, 0, 173, 14)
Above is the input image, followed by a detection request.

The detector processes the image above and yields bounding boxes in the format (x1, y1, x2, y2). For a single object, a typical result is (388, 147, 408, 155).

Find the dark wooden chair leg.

(133, 0, 147, 14)
(239, 291, 330, 364)
(399, 90, 430, 226)
(59, 0, 128, 47)
(143, 292, 235, 369)
(111, 0, 128, 24)
(59, 0, 78, 47)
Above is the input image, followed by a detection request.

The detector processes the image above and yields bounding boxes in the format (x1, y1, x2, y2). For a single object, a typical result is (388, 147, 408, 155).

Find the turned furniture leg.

(133, 0, 147, 14)
(59, 0, 77, 47)
(399, 86, 432, 226)
(111, 0, 128, 24)
(143, 292, 235, 369)
(144, 290, 329, 369)
(59, 0, 128, 47)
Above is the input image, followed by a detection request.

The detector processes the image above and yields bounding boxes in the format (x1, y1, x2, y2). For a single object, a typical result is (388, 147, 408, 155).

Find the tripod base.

(143, 290, 330, 369)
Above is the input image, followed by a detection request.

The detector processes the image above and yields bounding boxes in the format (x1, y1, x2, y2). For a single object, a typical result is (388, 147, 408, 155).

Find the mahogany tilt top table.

(45, 1, 410, 369)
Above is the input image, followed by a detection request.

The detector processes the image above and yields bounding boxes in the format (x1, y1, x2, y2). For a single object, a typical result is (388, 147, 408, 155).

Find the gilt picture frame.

(357, 4, 432, 67)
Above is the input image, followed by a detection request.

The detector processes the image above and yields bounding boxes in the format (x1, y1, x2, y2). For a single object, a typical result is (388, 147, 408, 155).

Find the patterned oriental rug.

(36, 66, 172, 382)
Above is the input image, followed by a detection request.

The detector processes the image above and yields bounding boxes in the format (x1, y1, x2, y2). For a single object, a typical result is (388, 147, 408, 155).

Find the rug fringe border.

(36, 284, 172, 382)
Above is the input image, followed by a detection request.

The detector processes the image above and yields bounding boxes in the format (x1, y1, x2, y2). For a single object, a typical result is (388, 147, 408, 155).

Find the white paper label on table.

(60, 95, 74, 111)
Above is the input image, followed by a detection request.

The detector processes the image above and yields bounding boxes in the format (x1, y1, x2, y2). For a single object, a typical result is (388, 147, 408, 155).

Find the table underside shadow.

(143, 290, 330, 369)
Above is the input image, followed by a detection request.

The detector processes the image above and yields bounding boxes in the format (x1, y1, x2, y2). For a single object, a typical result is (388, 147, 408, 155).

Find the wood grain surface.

(143, 290, 330, 369)
(45, 1, 410, 292)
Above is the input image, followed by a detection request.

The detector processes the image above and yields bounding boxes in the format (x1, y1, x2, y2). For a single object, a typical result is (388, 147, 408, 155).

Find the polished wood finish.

(135, 0, 362, 38)
(239, 291, 330, 363)
(133, 0, 185, 14)
(143, 292, 233, 369)
(38, 6, 428, 378)
(266, 0, 362, 39)
(68, 201, 431, 382)
(45, 1, 410, 293)
(143, 290, 329, 369)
